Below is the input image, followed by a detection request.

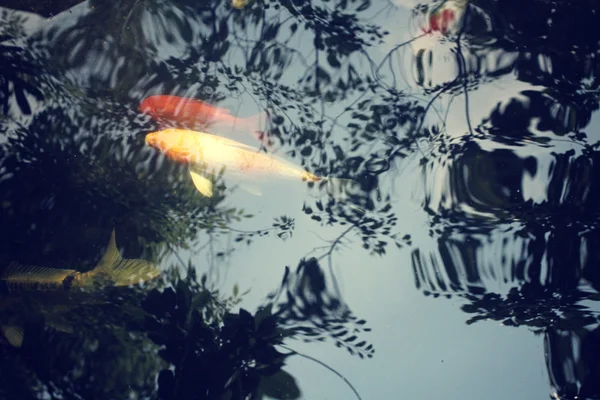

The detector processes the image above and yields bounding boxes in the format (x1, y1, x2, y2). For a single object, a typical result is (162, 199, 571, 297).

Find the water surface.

(1, 1, 599, 399)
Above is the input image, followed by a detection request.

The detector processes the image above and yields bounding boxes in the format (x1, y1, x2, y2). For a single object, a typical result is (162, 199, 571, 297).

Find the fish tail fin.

(323, 177, 354, 199)
(86, 228, 161, 287)
(323, 178, 365, 213)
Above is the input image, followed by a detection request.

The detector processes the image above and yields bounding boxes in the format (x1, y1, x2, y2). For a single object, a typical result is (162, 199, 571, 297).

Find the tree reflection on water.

(1, 0, 600, 399)
(406, 0, 600, 399)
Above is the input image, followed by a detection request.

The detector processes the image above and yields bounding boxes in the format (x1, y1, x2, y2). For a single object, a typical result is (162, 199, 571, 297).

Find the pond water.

(1, 0, 599, 399)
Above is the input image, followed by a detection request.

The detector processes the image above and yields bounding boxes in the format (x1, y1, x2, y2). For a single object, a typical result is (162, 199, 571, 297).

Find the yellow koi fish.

(0, 228, 161, 347)
(231, 0, 250, 9)
(144, 128, 351, 198)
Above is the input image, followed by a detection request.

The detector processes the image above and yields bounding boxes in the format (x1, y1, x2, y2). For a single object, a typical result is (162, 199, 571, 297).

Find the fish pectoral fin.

(46, 319, 74, 334)
(1, 262, 77, 291)
(2, 325, 24, 347)
(190, 170, 214, 197)
(238, 183, 262, 196)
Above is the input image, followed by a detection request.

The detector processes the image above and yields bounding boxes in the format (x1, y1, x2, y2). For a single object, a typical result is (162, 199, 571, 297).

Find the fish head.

(145, 129, 197, 164)
(139, 96, 159, 116)
(140, 95, 185, 121)
(140, 95, 184, 115)
(144, 131, 160, 148)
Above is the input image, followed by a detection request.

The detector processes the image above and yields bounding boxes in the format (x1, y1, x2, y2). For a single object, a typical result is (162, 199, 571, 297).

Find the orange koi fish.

(424, 8, 456, 34)
(422, 0, 467, 36)
(144, 128, 352, 199)
(139, 95, 269, 146)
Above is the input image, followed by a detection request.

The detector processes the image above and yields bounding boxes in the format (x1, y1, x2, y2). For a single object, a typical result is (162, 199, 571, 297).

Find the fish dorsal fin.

(189, 170, 214, 197)
(2, 325, 24, 347)
(225, 140, 259, 152)
(201, 132, 257, 151)
(1, 262, 77, 292)
(225, 139, 256, 150)
(87, 229, 161, 287)
(95, 228, 122, 270)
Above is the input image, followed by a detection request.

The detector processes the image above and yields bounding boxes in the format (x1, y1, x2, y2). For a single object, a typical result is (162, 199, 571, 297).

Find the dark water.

(1, 0, 599, 399)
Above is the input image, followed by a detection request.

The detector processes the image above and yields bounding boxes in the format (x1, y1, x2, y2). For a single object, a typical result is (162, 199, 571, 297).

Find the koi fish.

(0, 228, 161, 347)
(138, 95, 270, 147)
(144, 128, 353, 199)
(231, 0, 250, 8)
(422, 0, 467, 36)
(424, 8, 456, 34)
